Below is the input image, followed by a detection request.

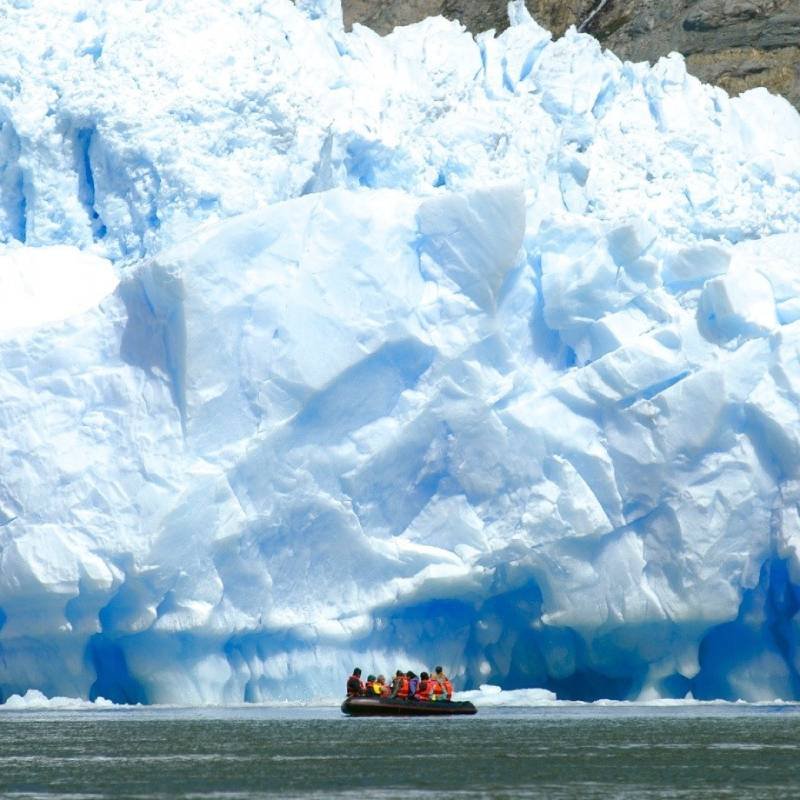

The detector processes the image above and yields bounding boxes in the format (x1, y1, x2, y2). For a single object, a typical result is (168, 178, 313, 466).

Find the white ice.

(1, 0, 800, 705)
(0, 246, 117, 335)
(456, 685, 558, 706)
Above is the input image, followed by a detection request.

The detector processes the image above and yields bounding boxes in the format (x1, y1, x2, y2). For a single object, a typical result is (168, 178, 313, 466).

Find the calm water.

(1, 704, 800, 799)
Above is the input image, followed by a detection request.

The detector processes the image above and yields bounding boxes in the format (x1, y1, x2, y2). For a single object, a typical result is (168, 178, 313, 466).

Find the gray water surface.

(1, 704, 799, 799)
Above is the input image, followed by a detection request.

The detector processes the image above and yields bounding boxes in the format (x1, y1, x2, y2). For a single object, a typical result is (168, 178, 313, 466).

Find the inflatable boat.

(341, 696, 477, 716)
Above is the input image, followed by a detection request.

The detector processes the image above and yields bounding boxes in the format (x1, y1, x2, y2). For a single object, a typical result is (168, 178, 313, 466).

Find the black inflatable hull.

(341, 697, 477, 716)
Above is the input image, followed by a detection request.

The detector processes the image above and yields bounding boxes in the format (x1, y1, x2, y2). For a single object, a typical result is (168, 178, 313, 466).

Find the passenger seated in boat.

(390, 670, 409, 699)
(406, 671, 419, 698)
(364, 675, 381, 696)
(346, 667, 365, 696)
(433, 666, 453, 700)
(376, 675, 390, 696)
(415, 671, 434, 700)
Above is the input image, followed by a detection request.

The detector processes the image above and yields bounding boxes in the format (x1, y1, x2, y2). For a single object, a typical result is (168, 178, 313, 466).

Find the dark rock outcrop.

(341, 0, 800, 109)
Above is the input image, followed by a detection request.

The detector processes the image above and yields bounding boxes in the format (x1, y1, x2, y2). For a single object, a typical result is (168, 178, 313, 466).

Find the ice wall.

(2, 0, 800, 703)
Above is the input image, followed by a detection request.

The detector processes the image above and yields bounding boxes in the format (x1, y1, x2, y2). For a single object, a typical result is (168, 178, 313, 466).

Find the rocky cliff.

(342, 0, 800, 109)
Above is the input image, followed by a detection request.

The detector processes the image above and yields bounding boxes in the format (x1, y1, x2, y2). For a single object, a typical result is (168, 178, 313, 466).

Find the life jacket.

(429, 678, 444, 699)
(380, 684, 392, 697)
(371, 682, 382, 696)
(364, 680, 376, 695)
(443, 678, 453, 700)
(347, 675, 364, 696)
(416, 679, 432, 700)
(396, 676, 409, 698)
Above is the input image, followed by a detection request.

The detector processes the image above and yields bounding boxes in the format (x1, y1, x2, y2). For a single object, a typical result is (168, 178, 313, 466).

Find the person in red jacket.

(346, 667, 365, 697)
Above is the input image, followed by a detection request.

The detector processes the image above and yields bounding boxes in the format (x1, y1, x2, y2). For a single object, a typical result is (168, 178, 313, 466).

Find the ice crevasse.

(2, 0, 800, 704)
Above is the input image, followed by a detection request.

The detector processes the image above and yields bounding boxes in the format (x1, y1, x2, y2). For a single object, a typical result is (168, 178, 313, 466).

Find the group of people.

(346, 666, 453, 701)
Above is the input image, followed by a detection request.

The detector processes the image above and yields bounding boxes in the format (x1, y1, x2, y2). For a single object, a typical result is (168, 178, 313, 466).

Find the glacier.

(2, 0, 800, 704)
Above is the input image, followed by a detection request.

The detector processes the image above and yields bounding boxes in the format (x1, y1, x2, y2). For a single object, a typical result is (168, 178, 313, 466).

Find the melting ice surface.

(2, 0, 800, 705)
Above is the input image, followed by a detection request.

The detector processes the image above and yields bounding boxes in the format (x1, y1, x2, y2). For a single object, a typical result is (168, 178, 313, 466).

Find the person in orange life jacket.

(346, 667, 365, 697)
(406, 671, 419, 698)
(415, 671, 434, 700)
(434, 665, 453, 700)
(428, 674, 444, 700)
(390, 670, 409, 698)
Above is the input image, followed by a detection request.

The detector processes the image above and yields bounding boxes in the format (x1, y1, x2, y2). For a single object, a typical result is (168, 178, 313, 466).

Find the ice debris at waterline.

(0, 690, 119, 711)
(1, 0, 800, 706)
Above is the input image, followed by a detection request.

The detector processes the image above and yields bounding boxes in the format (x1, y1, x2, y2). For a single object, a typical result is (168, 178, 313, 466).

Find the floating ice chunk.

(455, 684, 558, 705)
(0, 689, 119, 710)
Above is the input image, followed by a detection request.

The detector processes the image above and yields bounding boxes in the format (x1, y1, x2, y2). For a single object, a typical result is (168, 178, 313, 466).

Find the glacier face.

(2, 0, 800, 703)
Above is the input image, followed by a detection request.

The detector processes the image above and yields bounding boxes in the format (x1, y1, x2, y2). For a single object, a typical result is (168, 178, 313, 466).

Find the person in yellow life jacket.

(376, 675, 390, 696)
(433, 665, 453, 700)
(390, 669, 409, 699)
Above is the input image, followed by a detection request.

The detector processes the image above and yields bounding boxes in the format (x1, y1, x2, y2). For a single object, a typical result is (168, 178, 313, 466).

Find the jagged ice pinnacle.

(1, 0, 800, 703)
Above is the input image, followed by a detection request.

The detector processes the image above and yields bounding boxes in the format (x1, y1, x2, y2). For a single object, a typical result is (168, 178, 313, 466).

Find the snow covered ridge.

(1, 0, 800, 705)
